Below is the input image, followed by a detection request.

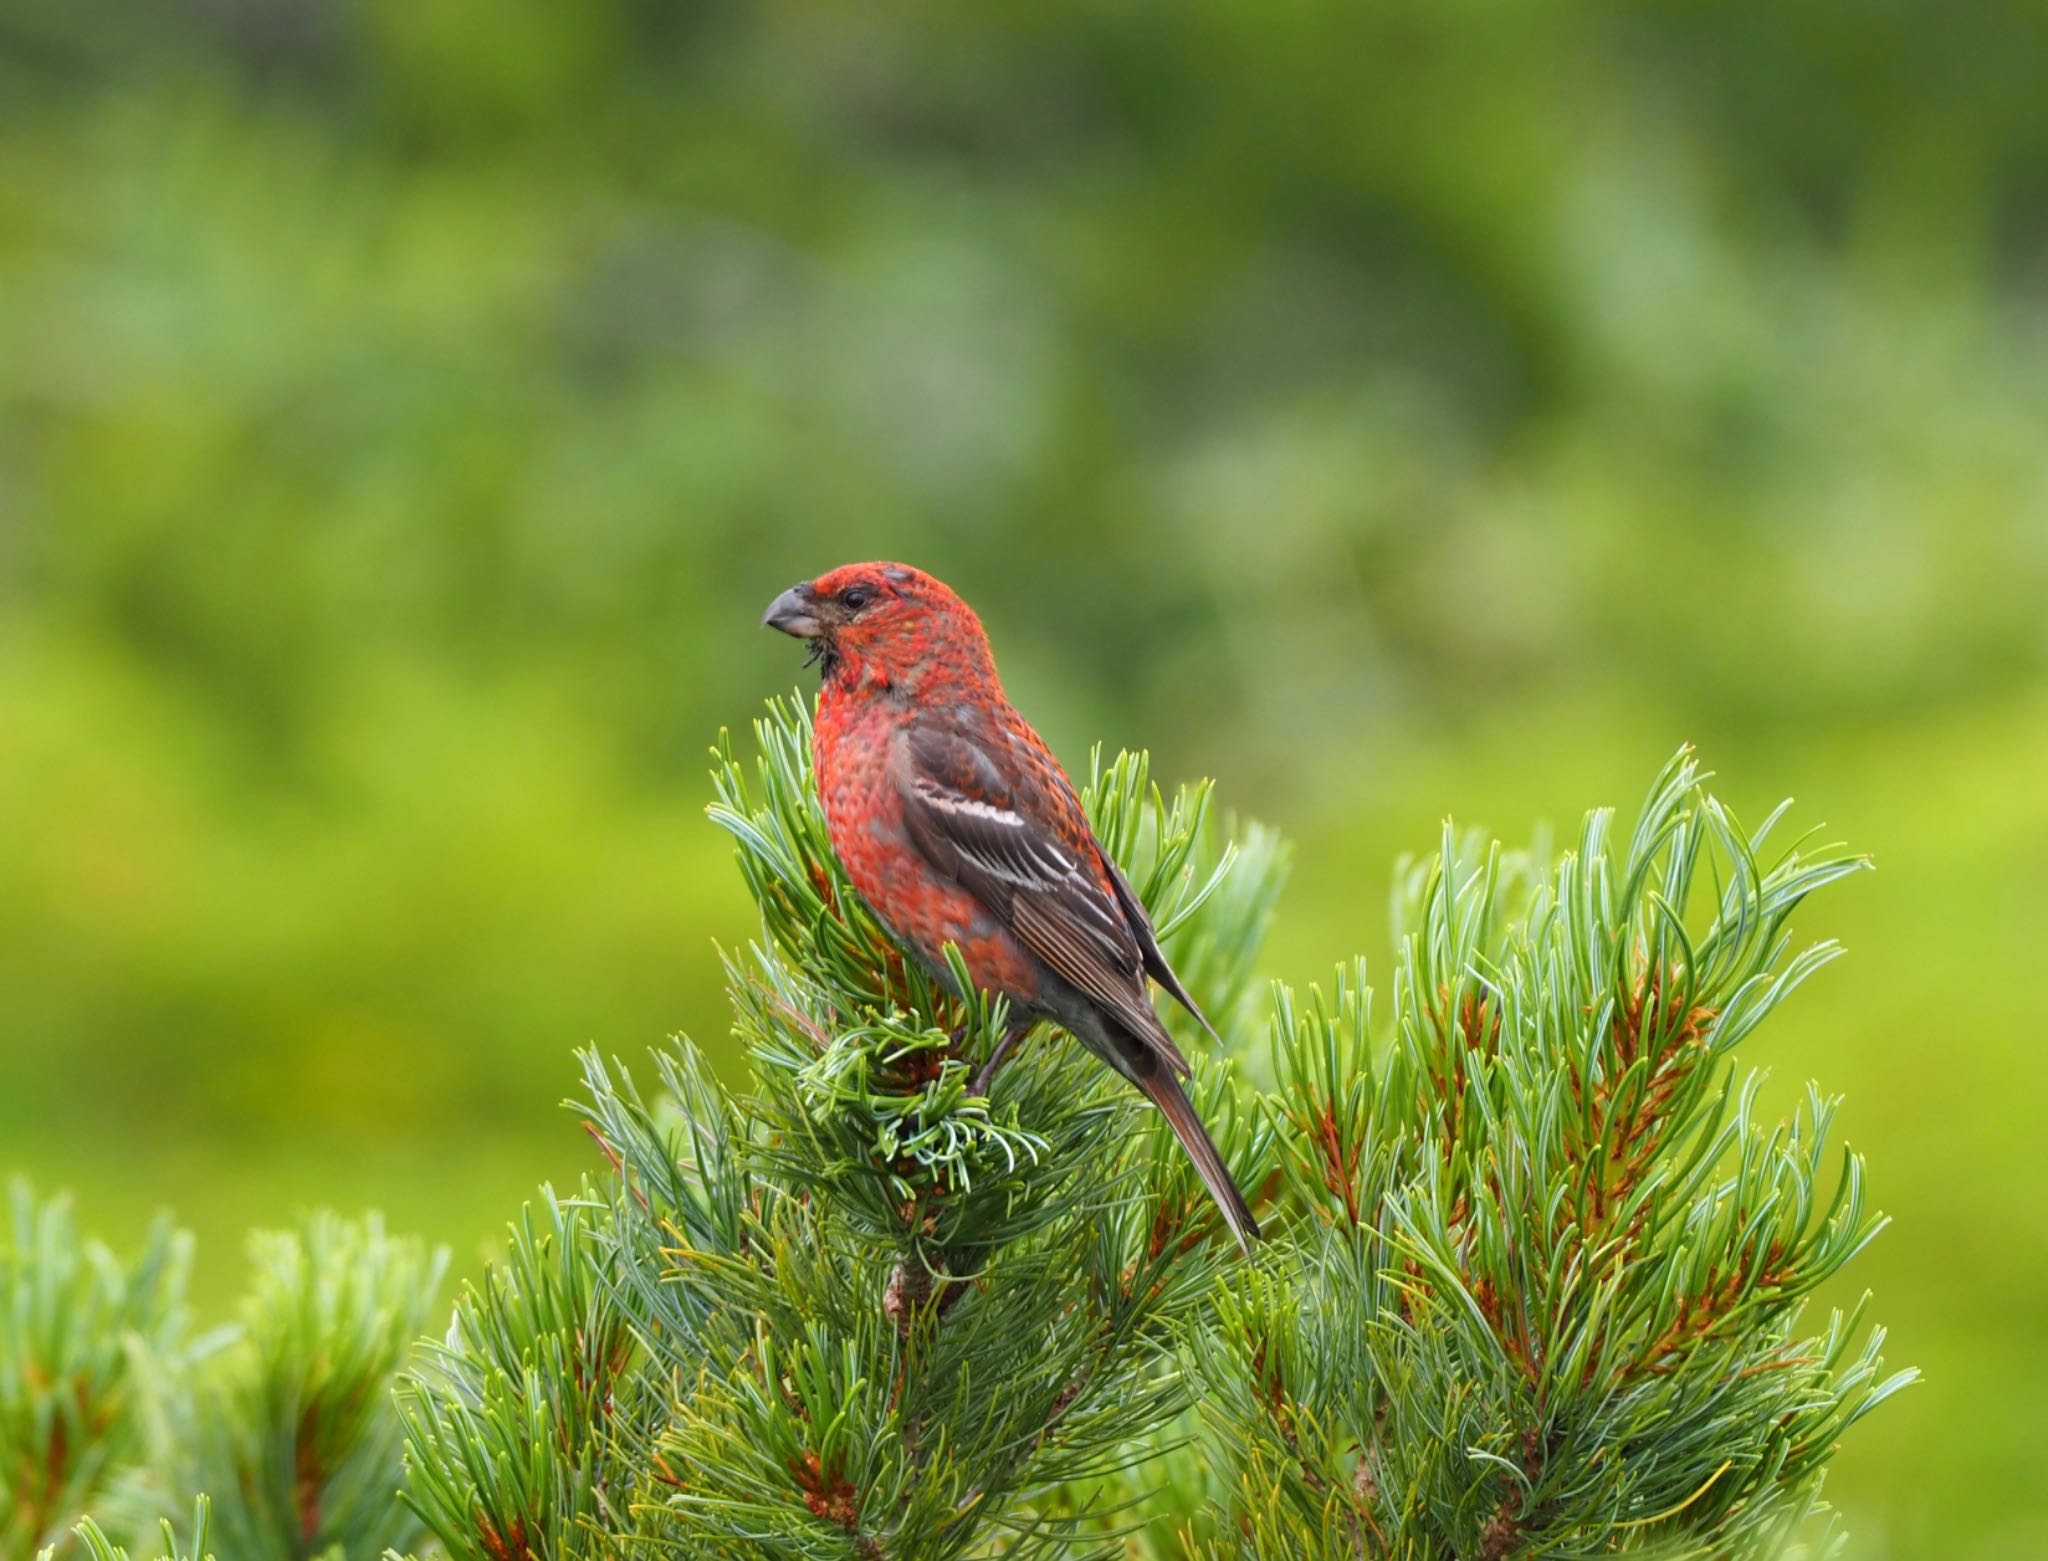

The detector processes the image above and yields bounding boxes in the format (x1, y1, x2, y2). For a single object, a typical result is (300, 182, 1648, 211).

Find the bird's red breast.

(814, 683, 1047, 1002)
(804, 562, 1061, 1001)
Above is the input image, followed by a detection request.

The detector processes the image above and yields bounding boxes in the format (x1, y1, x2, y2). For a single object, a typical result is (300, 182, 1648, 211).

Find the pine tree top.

(6, 706, 1911, 1561)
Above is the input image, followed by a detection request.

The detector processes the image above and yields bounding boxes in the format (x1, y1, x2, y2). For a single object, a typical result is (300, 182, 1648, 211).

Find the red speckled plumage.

(814, 687, 1045, 1002)
(766, 561, 1260, 1254)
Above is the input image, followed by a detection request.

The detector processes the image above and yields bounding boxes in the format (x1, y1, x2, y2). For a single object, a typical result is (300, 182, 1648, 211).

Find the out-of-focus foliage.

(1, 1185, 189, 1558)
(1, 1, 2043, 1555)
(123, 1214, 445, 1560)
(4, 1189, 443, 1560)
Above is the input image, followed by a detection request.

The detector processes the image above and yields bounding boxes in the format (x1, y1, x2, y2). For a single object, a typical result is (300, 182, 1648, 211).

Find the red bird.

(763, 562, 1260, 1255)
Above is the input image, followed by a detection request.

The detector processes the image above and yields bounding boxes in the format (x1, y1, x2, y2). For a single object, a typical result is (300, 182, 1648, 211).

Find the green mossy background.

(2, 1, 2044, 1554)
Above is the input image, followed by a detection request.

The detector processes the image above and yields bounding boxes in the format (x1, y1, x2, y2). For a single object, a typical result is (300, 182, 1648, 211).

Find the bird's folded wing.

(894, 727, 1191, 1078)
(1096, 848, 1221, 1044)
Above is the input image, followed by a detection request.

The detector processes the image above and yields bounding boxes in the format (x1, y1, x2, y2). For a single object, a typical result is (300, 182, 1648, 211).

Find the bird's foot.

(969, 1018, 1035, 1096)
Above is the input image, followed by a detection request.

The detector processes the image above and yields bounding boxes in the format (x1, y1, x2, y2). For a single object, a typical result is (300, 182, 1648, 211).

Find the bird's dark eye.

(839, 586, 873, 610)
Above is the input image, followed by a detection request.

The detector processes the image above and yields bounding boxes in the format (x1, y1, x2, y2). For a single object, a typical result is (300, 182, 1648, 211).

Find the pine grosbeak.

(764, 562, 1259, 1254)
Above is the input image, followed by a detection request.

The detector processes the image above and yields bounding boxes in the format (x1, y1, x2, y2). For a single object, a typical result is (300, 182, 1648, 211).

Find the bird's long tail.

(1140, 1068, 1261, 1258)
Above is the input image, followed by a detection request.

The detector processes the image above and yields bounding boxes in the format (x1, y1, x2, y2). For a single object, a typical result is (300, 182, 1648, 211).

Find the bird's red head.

(762, 562, 997, 695)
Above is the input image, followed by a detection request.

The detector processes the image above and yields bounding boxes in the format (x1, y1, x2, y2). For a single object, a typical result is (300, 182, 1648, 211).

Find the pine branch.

(544, 698, 1284, 1557)
(129, 1213, 446, 1561)
(397, 1188, 644, 1561)
(1, 1182, 190, 1560)
(1175, 748, 1914, 1558)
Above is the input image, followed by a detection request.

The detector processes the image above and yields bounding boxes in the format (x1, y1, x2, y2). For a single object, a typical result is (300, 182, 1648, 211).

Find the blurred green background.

(3, 1, 2044, 1553)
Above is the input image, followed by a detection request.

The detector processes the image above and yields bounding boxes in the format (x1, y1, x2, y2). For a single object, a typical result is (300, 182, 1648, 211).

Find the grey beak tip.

(762, 584, 819, 637)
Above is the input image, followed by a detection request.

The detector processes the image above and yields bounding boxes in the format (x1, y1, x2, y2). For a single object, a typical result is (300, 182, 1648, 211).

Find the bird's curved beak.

(762, 583, 821, 638)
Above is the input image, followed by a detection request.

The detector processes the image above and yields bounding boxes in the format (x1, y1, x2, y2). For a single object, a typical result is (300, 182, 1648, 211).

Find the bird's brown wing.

(1095, 849, 1221, 1045)
(893, 723, 1192, 1079)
